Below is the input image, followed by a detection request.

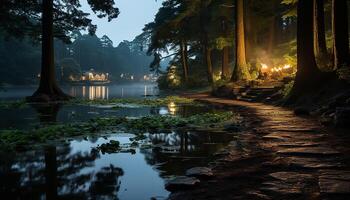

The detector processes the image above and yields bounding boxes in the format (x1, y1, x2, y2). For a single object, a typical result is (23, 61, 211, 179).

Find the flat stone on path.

(185, 167, 214, 178)
(319, 170, 350, 194)
(280, 157, 343, 169)
(261, 172, 315, 195)
(277, 147, 340, 156)
(270, 172, 314, 182)
(165, 176, 200, 191)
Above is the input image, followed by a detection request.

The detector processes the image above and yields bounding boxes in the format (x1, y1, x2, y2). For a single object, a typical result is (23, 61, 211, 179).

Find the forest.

(0, 0, 350, 200)
(0, 32, 157, 84)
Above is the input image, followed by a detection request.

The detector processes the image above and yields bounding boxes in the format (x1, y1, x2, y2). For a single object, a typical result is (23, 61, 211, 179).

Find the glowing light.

(283, 64, 292, 69)
(261, 63, 268, 69)
(168, 102, 177, 115)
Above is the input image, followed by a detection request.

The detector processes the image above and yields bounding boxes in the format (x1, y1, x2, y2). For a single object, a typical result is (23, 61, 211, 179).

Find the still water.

(0, 83, 235, 200)
(0, 83, 158, 100)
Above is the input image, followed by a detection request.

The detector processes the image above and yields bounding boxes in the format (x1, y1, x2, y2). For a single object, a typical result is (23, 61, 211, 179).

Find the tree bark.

(222, 46, 230, 79)
(332, 0, 349, 69)
(231, 0, 250, 82)
(221, 18, 230, 79)
(28, 0, 70, 102)
(206, 46, 214, 83)
(180, 40, 189, 83)
(314, 0, 329, 67)
(289, 0, 324, 98)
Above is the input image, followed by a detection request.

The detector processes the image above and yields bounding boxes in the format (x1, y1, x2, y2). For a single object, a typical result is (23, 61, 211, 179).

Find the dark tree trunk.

(314, 0, 330, 67)
(45, 146, 58, 200)
(222, 46, 230, 79)
(27, 0, 70, 102)
(245, 0, 255, 61)
(205, 46, 213, 83)
(231, 0, 250, 82)
(180, 40, 189, 83)
(199, 0, 213, 84)
(221, 18, 230, 79)
(289, 0, 325, 99)
(332, 0, 349, 69)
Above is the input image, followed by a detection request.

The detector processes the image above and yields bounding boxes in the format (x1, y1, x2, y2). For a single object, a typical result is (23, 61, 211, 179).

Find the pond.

(0, 83, 159, 100)
(0, 84, 237, 200)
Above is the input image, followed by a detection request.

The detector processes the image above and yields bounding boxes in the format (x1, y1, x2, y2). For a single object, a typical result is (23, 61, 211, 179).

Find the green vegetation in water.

(0, 111, 239, 150)
(0, 100, 28, 109)
(125, 111, 237, 132)
(69, 96, 199, 107)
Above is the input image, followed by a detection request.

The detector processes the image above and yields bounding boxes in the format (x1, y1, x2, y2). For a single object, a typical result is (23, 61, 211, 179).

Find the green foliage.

(281, 0, 297, 19)
(0, 32, 154, 84)
(70, 96, 197, 107)
(0, 0, 119, 42)
(279, 80, 294, 98)
(123, 111, 237, 132)
(0, 110, 239, 149)
(0, 100, 27, 109)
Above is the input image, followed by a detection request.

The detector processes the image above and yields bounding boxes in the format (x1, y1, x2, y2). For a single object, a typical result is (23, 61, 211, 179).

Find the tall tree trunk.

(314, 0, 329, 67)
(245, 0, 254, 61)
(231, 0, 251, 82)
(332, 0, 349, 69)
(221, 18, 230, 79)
(199, 0, 213, 84)
(28, 0, 70, 102)
(180, 40, 189, 83)
(206, 46, 213, 83)
(222, 46, 230, 79)
(289, 0, 324, 98)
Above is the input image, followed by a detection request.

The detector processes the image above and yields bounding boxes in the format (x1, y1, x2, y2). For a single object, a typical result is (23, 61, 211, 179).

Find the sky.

(80, 0, 163, 46)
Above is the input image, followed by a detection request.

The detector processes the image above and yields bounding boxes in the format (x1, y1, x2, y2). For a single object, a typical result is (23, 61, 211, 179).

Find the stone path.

(169, 94, 350, 200)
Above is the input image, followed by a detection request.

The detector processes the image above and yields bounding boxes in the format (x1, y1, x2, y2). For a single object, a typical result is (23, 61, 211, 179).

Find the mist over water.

(0, 83, 159, 100)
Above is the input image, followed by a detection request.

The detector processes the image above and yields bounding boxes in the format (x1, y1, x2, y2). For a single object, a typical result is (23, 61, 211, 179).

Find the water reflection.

(0, 83, 159, 100)
(0, 128, 234, 199)
(30, 103, 61, 124)
(70, 86, 109, 100)
(0, 101, 226, 199)
(66, 84, 158, 100)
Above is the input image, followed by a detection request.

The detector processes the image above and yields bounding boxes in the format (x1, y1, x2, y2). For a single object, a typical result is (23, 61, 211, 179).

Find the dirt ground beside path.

(169, 93, 350, 200)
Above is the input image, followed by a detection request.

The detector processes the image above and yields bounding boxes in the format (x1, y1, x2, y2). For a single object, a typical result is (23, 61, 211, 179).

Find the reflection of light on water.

(159, 107, 169, 115)
(168, 102, 177, 115)
(74, 86, 109, 100)
(144, 85, 147, 96)
(82, 86, 86, 98)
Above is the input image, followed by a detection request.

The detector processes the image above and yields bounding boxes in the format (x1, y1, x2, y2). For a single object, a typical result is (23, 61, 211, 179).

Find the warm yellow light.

(261, 63, 268, 69)
(283, 64, 292, 69)
(168, 102, 177, 115)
